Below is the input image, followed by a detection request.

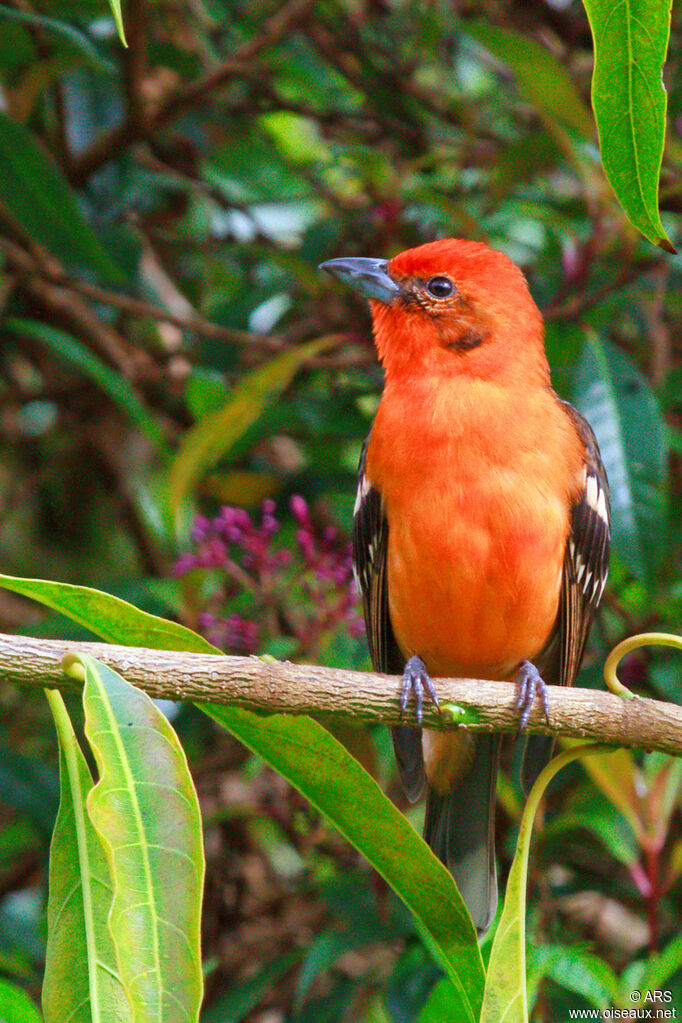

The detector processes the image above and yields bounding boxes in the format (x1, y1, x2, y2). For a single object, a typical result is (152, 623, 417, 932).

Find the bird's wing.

(557, 402, 611, 689)
(353, 433, 425, 801)
(522, 402, 610, 793)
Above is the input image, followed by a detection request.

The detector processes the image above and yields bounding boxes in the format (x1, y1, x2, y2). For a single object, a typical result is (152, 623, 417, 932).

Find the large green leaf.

(2, 571, 484, 1016)
(74, 653, 205, 1023)
(572, 333, 668, 585)
(6, 319, 170, 456)
(204, 705, 485, 1022)
(43, 690, 131, 1023)
(168, 336, 337, 521)
(481, 746, 610, 1023)
(582, 0, 673, 250)
(414, 978, 464, 1022)
(465, 21, 593, 137)
(0, 114, 124, 282)
(0, 573, 217, 653)
(0, 979, 42, 1023)
(528, 945, 619, 1012)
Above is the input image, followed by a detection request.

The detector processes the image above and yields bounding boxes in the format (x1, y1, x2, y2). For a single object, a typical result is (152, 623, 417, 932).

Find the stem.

(645, 843, 660, 952)
(604, 632, 682, 698)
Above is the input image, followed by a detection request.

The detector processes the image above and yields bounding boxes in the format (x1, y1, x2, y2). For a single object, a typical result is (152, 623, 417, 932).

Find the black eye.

(426, 276, 454, 299)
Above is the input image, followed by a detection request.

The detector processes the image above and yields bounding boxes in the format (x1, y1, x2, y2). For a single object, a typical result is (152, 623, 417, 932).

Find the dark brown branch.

(0, 236, 272, 350)
(69, 0, 314, 183)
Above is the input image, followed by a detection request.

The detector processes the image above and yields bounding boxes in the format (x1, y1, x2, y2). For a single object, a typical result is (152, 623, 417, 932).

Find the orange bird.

(320, 239, 610, 936)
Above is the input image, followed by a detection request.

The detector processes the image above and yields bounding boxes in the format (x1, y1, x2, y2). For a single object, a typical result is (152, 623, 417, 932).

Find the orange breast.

(366, 376, 584, 684)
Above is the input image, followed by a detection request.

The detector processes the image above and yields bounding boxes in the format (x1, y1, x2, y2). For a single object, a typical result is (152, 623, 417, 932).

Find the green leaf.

(573, 333, 668, 585)
(73, 654, 204, 1023)
(106, 0, 127, 46)
(42, 690, 131, 1023)
(480, 745, 611, 1023)
(465, 21, 593, 137)
(185, 368, 229, 419)
(0, 4, 115, 72)
(491, 129, 561, 206)
(5, 319, 170, 456)
(528, 945, 619, 1011)
(168, 337, 337, 521)
(0, 573, 482, 1016)
(543, 789, 639, 867)
(204, 705, 485, 1022)
(582, 0, 674, 250)
(575, 746, 643, 840)
(201, 951, 300, 1023)
(0, 743, 58, 836)
(0, 978, 42, 1023)
(635, 931, 682, 996)
(0, 114, 124, 282)
(0, 573, 218, 653)
(414, 978, 465, 1023)
(296, 931, 357, 1008)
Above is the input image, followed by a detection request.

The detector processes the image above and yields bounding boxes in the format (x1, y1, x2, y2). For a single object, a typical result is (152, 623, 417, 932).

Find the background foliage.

(0, 0, 681, 1019)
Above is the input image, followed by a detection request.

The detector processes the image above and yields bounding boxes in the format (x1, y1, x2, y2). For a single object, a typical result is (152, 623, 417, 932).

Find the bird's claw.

(515, 659, 550, 732)
(400, 655, 441, 727)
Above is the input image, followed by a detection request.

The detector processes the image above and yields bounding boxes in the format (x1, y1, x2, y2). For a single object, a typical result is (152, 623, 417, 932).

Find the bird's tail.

(423, 733, 501, 937)
(521, 734, 556, 795)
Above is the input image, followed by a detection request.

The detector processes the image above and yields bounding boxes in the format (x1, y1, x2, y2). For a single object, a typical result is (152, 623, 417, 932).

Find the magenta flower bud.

(290, 495, 309, 523)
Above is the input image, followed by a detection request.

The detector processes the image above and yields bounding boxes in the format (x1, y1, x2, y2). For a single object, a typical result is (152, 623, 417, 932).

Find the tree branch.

(3, 632, 682, 756)
(68, 0, 314, 183)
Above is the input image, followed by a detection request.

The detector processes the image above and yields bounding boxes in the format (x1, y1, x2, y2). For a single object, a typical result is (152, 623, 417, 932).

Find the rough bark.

(2, 632, 682, 756)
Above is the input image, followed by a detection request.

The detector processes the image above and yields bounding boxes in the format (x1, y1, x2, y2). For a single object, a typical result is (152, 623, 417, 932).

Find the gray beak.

(318, 257, 401, 305)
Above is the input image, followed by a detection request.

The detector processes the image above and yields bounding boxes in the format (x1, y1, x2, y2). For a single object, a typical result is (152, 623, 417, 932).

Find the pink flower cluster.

(174, 500, 290, 578)
(290, 496, 364, 641)
(174, 496, 363, 655)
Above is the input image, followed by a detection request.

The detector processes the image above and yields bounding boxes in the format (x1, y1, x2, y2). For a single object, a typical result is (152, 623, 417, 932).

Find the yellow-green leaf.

(0, 573, 217, 653)
(1, 572, 485, 1017)
(107, 0, 126, 45)
(168, 337, 336, 521)
(466, 21, 593, 137)
(481, 745, 612, 1023)
(43, 690, 131, 1023)
(72, 654, 205, 1022)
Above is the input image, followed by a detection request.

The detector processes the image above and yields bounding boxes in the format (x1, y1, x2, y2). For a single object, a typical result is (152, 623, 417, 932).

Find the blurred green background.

(0, 0, 681, 1019)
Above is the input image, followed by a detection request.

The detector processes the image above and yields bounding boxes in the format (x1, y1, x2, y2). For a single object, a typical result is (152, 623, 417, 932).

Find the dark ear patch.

(442, 328, 486, 352)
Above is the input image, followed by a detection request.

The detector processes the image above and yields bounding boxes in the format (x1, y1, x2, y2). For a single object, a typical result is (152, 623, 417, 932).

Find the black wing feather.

(522, 401, 610, 793)
(353, 432, 425, 801)
(558, 402, 611, 690)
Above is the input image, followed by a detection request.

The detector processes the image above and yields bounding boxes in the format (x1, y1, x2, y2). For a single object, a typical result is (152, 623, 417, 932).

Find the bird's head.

(320, 239, 548, 385)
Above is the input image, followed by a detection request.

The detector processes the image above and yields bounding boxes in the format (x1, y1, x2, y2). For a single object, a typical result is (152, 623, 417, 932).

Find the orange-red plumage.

(320, 238, 610, 936)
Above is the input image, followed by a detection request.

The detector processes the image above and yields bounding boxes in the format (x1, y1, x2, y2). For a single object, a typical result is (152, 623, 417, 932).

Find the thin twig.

(69, 0, 314, 182)
(0, 236, 274, 350)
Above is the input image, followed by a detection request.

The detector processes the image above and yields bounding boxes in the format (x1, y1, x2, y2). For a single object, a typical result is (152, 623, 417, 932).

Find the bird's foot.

(400, 655, 441, 728)
(515, 660, 550, 732)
